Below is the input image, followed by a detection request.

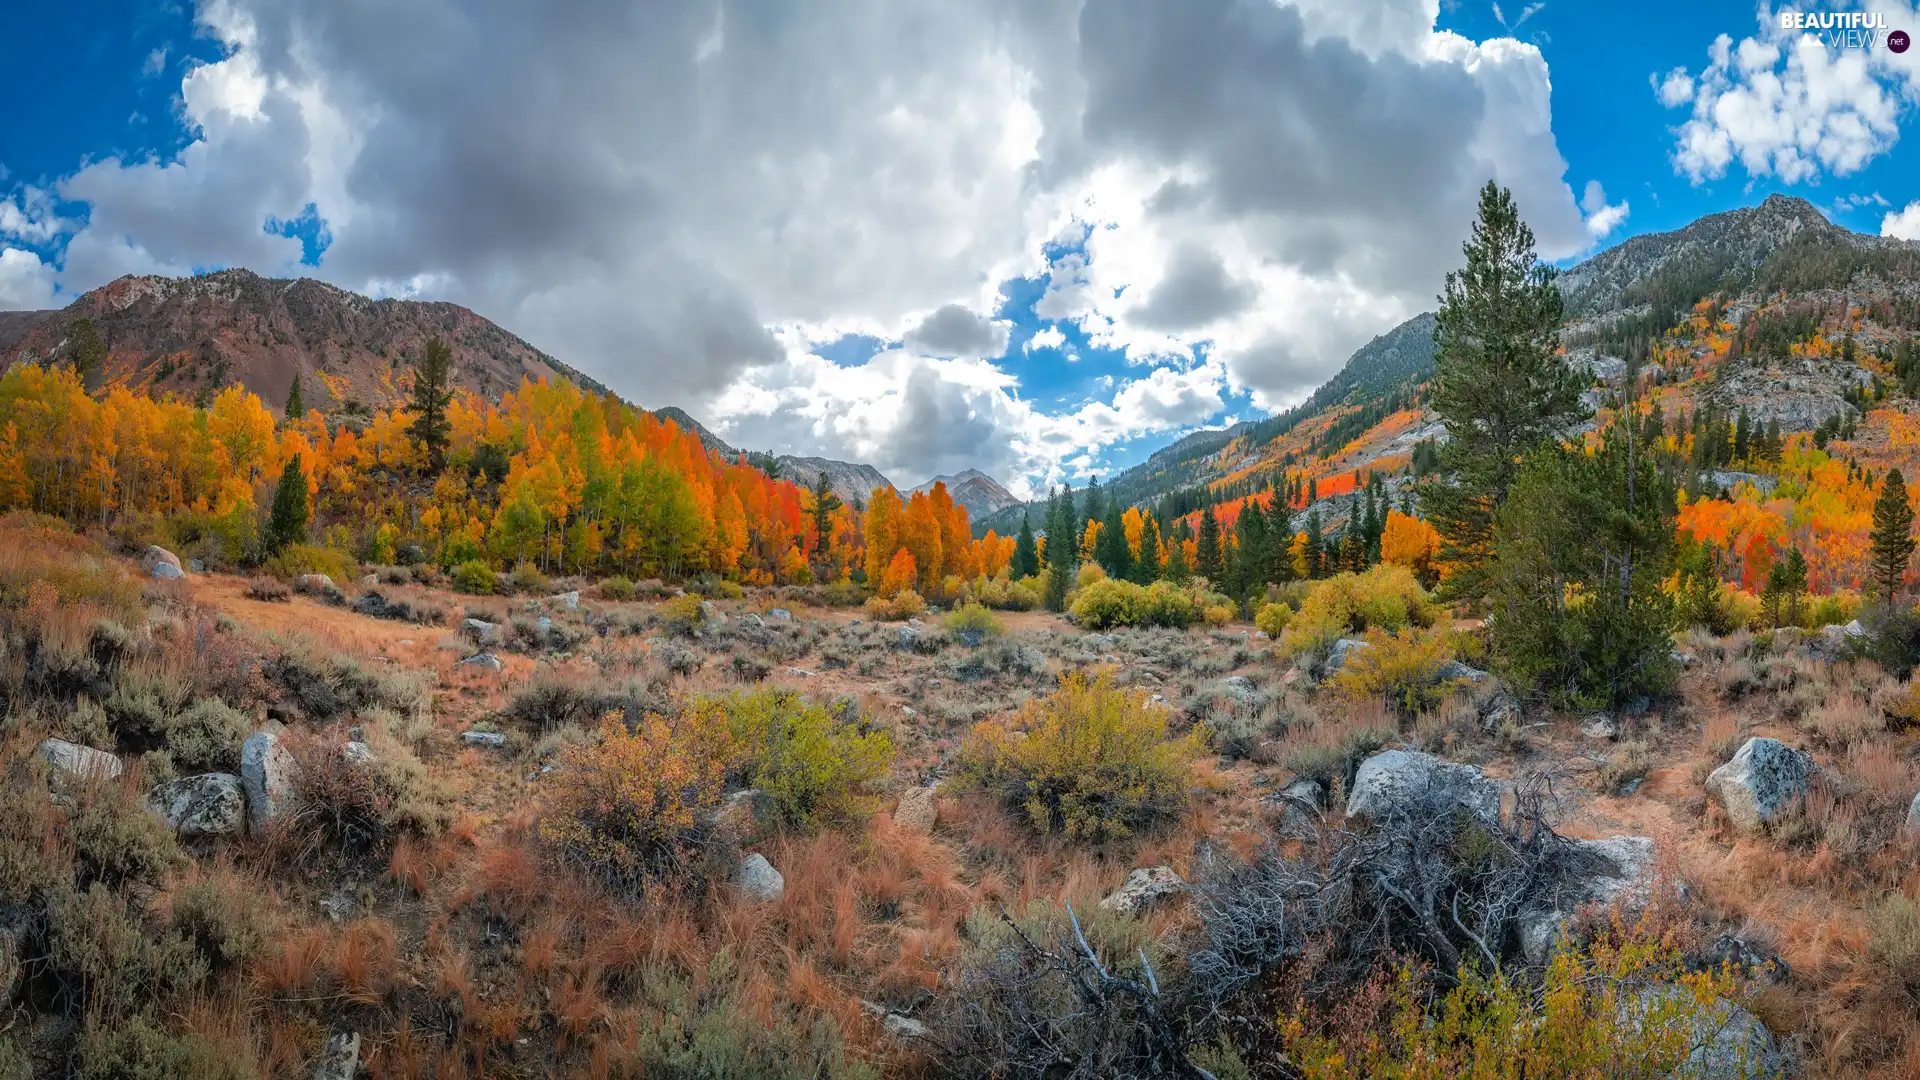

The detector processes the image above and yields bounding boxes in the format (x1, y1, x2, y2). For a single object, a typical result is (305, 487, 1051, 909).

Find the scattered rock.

(1083, 633, 1118, 650)
(1906, 790, 1919, 835)
(1346, 749, 1502, 828)
(1689, 934, 1791, 984)
(397, 544, 429, 565)
(461, 731, 506, 747)
(1432, 660, 1489, 684)
(1323, 637, 1371, 676)
(140, 545, 182, 576)
(295, 573, 336, 595)
(1479, 690, 1521, 733)
(1218, 675, 1259, 706)
(1581, 713, 1621, 741)
(312, 1031, 361, 1080)
(359, 573, 378, 588)
(1266, 777, 1326, 834)
(955, 628, 985, 648)
(1518, 835, 1664, 965)
(147, 773, 247, 839)
(352, 590, 411, 621)
(186, 558, 206, 573)
(1706, 737, 1813, 833)
(861, 1000, 931, 1041)
(1841, 619, 1867, 638)
(708, 789, 776, 844)
(786, 666, 818, 678)
(551, 590, 580, 609)
(907, 618, 924, 628)
(698, 601, 726, 627)
(735, 853, 785, 902)
(897, 626, 922, 650)
(1626, 988, 1787, 1080)
(1671, 650, 1699, 669)
(895, 786, 939, 832)
(461, 618, 501, 645)
(241, 730, 296, 831)
(342, 741, 373, 765)
(741, 612, 765, 628)
(38, 738, 122, 782)
(769, 608, 792, 621)
(1099, 866, 1186, 916)
(456, 652, 504, 671)
(150, 561, 185, 580)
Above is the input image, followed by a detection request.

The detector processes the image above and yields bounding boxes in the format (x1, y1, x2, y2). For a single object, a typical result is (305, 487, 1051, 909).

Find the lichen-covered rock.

(1432, 660, 1488, 684)
(147, 772, 247, 839)
(295, 573, 336, 594)
(1518, 835, 1665, 965)
(462, 730, 507, 747)
(736, 853, 785, 902)
(1479, 689, 1521, 733)
(1581, 713, 1621, 741)
(894, 786, 939, 832)
(769, 608, 793, 621)
(1218, 675, 1258, 706)
(551, 590, 580, 609)
(1098, 866, 1185, 916)
(1323, 637, 1370, 676)
(1267, 777, 1326, 834)
(1627, 987, 1787, 1079)
(456, 652, 504, 671)
(150, 561, 185, 580)
(1346, 749, 1501, 828)
(241, 730, 296, 831)
(312, 1031, 361, 1080)
(461, 618, 501, 645)
(38, 738, 122, 782)
(1706, 738, 1812, 833)
(141, 545, 182, 575)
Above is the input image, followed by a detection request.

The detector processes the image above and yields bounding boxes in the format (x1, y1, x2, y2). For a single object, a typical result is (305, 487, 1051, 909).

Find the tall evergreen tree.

(1869, 468, 1916, 602)
(1232, 503, 1270, 602)
(1132, 517, 1161, 584)
(1303, 510, 1325, 580)
(1196, 507, 1225, 584)
(1011, 512, 1040, 580)
(264, 454, 310, 556)
(809, 471, 841, 564)
(1265, 493, 1295, 582)
(1081, 476, 1105, 534)
(1421, 181, 1586, 601)
(1164, 531, 1192, 584)
(1733, 407, 1752, 462)
(284, 373, 305, 420)
(1778, 546, 1809, 627)
(407, 337, 456, 475)
(67, 317, 107, 392)
(1096, 502, 1132, 581)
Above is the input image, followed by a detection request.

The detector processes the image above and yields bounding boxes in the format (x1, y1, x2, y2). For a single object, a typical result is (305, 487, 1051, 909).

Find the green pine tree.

(1096, 502, 1132, 582)
(1164, 531, 1192, 584)
(1196, 506, 1225, 585)
(1778, 546, 1809, 627)
(1869, 468, 1916, 602)
(1011, 513, 1040, 580)
(1733, 407, 1752, 463)
(809, 471, 841, 566)
(1132, 518, 1161, 584)
(1265, 493, 1295, 582)
(1081, 476, 1105, 535)
(284, 373, 304, 421)
(67, 317, 108, 392)
(1302, 509, 1325, 580)
(1421, 181, 1587, 601)
(407, 337, 456, 475)
(264, 454, 310, 556)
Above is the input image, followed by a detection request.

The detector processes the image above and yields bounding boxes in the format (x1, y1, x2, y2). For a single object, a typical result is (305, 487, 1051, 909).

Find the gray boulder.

(955, 628, 985, 648)
(1432, 660, 1489, 684)
(1480, 689, 1521, 734)
(1518, 835, 1663, 965)
(1323, 637, 1370, 676)
(1267, 777, 1326, 834)
(551, 590, 580, 609)
(1346, 749, 1501, 828)
(150, 561, 185, 580)
(456, 652, 504, 671)
(699, 601, 726, 627)
(740, 612, 765, 628)
(312, 1031, 361, 1080)
(769, 608, 792, 621)
(295, 573, 336, 594)
(1218, 676, 1258, 706)
(141, 545, 183, 575)
(1582, 713, 1621, 741)
(736, 853, 785, 902)
(1627, 988, 1787, 1079)
(461, 618, 501, 645)
(147, 773, 247, 839)
(461, 730, 507, 747)
(1906, 789, 1919, 835)
(38, 738, 122, 782)
(241, 730, 296, 831)
(1098, 866, 1185, 917)
(1706, 738, 1812, 833)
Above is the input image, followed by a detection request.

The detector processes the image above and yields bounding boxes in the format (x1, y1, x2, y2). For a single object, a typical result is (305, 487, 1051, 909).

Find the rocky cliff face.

(0, 269, 604, 413)
(778, 456, 895, 507)
(913, 469, 1021, 521)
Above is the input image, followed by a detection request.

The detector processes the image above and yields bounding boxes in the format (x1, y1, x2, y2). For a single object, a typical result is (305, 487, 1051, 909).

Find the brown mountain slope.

(0, 269, 609, 414)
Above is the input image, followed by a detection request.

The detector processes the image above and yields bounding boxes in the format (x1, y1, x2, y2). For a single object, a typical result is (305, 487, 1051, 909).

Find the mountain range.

(2, 194, 1911, 538)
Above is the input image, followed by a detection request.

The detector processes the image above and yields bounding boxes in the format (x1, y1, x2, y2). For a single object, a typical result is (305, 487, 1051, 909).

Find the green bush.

(958, 670, 1201, 842)
(1254, 601, 1291, 638)
(663, 593, 706, 636)
(509, 561, 551, 594)
(75, 1015, 257, 1080)
(66, 782, 184, 888)
(699, 690, 895, 830)
(452, 559, 498, 594)
(49, 883, 208, 1015)
(163, 698, 251, 774)
(262, 543, 357, 585)
(170, 874, 269, 971)
(943, 601, 1007, 641)
(600, 575, 638, 601)
(967, 572, 1041, 611)
(1071, 578, 1202, 630)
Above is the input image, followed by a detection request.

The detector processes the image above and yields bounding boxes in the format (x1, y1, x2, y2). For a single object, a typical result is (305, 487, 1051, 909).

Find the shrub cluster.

(1069, 578, 1221, 630)
(1330, 627, 1463, 716)
(958, 670, 1201, 842)
(863, 588, 924, 621)
(942, 600, 1007, 641)
(1280, 564, 1436, 657)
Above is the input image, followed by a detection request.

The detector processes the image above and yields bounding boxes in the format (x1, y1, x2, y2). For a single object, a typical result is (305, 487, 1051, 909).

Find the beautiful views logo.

(1779, 10, 1911, 52)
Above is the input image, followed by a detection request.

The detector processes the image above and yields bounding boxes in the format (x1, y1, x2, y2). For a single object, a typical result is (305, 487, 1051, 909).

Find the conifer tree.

(264, 454, 309, 556)
(1733, 407, 1752, 463)
(1132, 517, 1160, 584)
(1164, 532, 1192, 584)
(1265, 492, 1295, 582)
(67, 317, 107, 392)
(1011, 512, 1039, 579)
(284, 373, 304, 420)
(1303, 509, 1324, 579)
(1081, 476, 1105, 535)
(1779, 545, 1808, 627)
(1869, 468, 1915, 602)
(1422, 181, 1586, 600)
(408, 337, 456, 475)
(1096, 502, 1132, 581)
(1196, 506, 1225, 584)
(809, 471, 841, 563)
(1232, 501, 1269, 601)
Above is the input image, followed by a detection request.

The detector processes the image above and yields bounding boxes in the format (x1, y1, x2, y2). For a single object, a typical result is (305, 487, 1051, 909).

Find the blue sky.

(3, 0, 1918, 493)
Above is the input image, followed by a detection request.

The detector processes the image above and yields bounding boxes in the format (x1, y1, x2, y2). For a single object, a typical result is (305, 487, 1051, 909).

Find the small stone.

(895, 787, 939, 832)
(1581, 713, 1620, 741)
(883, 1012, 930, 1040)
(342, 741, 373, 765)
(1267, 777, 1326, 834)
(295, 573, 336, 594)
(241, 730, 296, 831)
(786, 667, 817, 677)
(38, 738, 122, 782)
(741, 613, 765, 628)
(769, 608, 792, 621)
(462, 731, 506, 747)
(698, 601, 726, 626)
(186, 557, 206, 573)
(312, 1031, 361, 1080)
(1098, 866, 1185, 917)
(735, 853, 785, 902)
(1432, 660, 1489, 684)
(456, 652, 504, 671)
(359, 573, 378, 588)
(147, 773, 247, 838)
(461, 617, 501, 644)
(956, 628, 984, 648)
(551, 590, 580, 609)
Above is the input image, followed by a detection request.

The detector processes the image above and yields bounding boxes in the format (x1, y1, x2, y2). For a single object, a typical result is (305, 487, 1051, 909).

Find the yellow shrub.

(863, 588, 924, 621)
(1076, 562, 1109, 589)
(943, 600, 1007, 640)
(1254, 601, 1292, 638)
(1331, 627, 1458, 717)
(968, 572, 1041, 611)
(540, 714, 729, 888)
(1280, 565, 1436, 657)
(663, 592, 705, 635)
(696, 690, 894, 830)
(264, 543, 358, 586)
(957, 670, 1201, 842)
(1281, 922, 1746, 1080)
(1070, 577, 1138, 629)
(1203, 604, 1234, 627)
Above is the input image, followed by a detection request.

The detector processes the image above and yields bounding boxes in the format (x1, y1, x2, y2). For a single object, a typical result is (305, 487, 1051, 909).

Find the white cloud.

(1580, 180, 1629, 240)
(1656, 7, 1920, 184)
(1883, 200, 1920, 240)
(35, 0, 1608, 488)
(1024, 326, 1066, 352)
(0, 187, 70, 245)
(0, 248, 57, 311)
